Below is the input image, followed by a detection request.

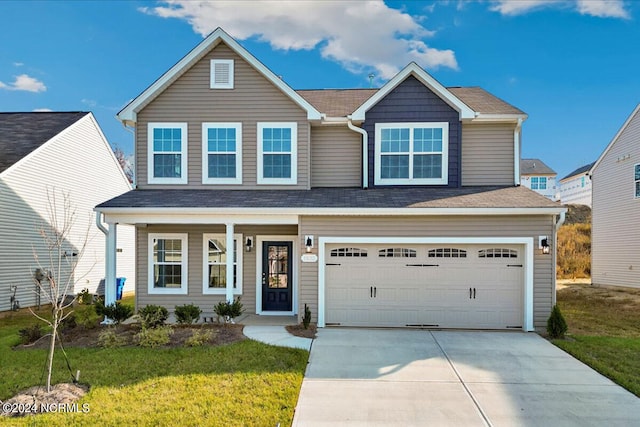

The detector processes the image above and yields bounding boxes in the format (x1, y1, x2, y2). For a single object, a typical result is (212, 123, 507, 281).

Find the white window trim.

(210, 59, 234, 89)
(201, 123, 242, 184)
(147, 122, 188, 185)
(148, 233, 188, 295)
(257, 122, 298, 185)
(374, 122, 449, 186)
(202, 233, 243, 295)
(635, 163, 640, 199)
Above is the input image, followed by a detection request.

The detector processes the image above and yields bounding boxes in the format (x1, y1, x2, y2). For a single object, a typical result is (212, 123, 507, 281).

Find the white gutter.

(514, 118, 523, 186)
(96, 211, 108, 235)
(347, 118, 369, 189)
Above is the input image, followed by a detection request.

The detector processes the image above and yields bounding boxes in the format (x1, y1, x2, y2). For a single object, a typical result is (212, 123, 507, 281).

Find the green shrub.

(78, 288, 93, 305)
(184, 329, 213, 347)
(138, 305, 169, 329)
(135, 326, 173, 348)
(18, 324, 44, 345)
(303, 304, 312, 329)
(97, 328, 128, 348)
(547, 304, 568, 339)
(60, 311, 77, 331)
(174, 304, 202, 325)
(75, 304, 101, 329)
(95, 300, 134, 324)
(214, 297, 244, 323)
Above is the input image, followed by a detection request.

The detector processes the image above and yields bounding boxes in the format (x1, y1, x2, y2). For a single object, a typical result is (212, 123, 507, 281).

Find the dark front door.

(262, 241, 293, 311)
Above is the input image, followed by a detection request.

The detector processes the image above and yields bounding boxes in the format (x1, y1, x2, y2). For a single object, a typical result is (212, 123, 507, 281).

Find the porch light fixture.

(245, 236, 253, 252)
(539, 236, 550, 254)
(305, 235, 314, 253)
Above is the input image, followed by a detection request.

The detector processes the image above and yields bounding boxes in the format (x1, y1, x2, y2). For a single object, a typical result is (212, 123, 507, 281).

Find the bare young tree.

(30, 188, 93, 392)
(113, 145, 134, 183)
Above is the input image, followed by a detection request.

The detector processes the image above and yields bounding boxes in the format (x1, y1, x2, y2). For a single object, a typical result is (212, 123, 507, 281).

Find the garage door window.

(478, 248, 518, 258)
(378, 248, 417, 258)
(330, 248, 368, 257)
(428, 248, 467, 258)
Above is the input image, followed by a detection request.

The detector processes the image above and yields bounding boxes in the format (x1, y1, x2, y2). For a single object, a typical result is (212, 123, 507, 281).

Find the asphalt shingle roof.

(98, 186, 560, 210)
(561, 162, 595, 181)
(520, 159, 556, 176)
(0, 112, 88, 174)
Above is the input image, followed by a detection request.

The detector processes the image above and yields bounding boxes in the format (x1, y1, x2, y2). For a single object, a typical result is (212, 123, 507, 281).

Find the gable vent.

(210, 59, 234, 89)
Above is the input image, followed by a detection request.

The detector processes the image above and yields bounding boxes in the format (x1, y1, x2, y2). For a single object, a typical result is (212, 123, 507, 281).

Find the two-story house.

(559, 162, 594, 207)
(520, 158, 558, 201)
(96, 28, 565, 331)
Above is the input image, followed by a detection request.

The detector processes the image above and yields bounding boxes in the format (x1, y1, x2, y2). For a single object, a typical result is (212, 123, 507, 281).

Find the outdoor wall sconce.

(539, 236, 550, 254)
(305, 235, 314, 253)
(63, 251, 78, 258)
(245, 236, 253, 252)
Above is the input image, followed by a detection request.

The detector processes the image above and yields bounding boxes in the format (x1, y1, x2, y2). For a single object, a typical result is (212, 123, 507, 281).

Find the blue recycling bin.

(116, 277, 126, 301)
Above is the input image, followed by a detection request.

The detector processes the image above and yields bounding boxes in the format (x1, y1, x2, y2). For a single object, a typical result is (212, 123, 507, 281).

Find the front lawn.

(0, 301, 308, 426)
(554, 282, 640, 397)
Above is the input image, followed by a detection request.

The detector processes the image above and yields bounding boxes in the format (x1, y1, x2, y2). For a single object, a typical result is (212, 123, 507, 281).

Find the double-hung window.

(202, 123, 242, 184)
(635, 164, 640, 198)
(375, 122, 448, 185)
(148, 123, 188, 184)
(203, 234, 242, 295)
(531, 176, 547, 190)
(148, 234, 188, 295)
(257, 122, 297, 185)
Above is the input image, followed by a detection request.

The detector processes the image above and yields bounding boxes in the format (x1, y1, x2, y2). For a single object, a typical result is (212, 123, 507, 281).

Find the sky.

(1, 0, 639, 179)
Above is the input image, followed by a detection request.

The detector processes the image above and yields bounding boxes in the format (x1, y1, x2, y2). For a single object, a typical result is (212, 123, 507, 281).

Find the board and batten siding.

(136, 224, 297, 314)
(592, 108, 640, 288)
(0, 114, 134, 311)
(362, 75, 461, 188)
(461, 123, 516, 186)
(136, 42, 310, 190)
(311, 126, 361, 187)
(299, 215, 555, 329)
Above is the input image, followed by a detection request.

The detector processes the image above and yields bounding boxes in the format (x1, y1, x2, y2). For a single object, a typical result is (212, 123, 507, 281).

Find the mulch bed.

(286, 323, 317, 339)
(0, 383, 89, 418)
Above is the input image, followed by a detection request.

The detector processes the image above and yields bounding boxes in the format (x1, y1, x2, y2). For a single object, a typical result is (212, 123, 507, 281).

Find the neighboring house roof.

(520, 159, 556, 176)
(560, 162, 595, 181)
(0, 112, 88, 174)
(117, 27, 322, 124)
(591, 103, 640, 174)
(98, 186, 560, 211)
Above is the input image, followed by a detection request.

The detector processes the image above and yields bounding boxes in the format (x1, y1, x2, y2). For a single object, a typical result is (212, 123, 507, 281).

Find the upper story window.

(148, 233, 188, 295)
(202, 123, 242, 184)
(531, 176, 547, 190)
(635, 164, 640, 198)
(374, 122, 448, 185)
(257, 122, 297, 185)
(203, 234, 242, 295)
(148, 123, 188, 184)
(210, 59, 234, 89)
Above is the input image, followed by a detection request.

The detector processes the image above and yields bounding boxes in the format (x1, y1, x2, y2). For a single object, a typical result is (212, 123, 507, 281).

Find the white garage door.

(325, 244, 524, 329)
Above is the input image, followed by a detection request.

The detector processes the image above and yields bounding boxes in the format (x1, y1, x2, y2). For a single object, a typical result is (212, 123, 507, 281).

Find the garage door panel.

(325, 244, 524, 329)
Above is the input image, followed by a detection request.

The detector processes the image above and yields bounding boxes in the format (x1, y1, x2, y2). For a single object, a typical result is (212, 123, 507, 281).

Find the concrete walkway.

(293, 329, 640, 426)
(243, 325, 312, 350)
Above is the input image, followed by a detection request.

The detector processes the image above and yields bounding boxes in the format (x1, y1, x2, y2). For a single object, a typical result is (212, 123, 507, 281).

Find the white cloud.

(489, 0, 630, 18)
(0, 74, 47, 92)
(32, 108, 53, 112)
(141, 0, 457, 80)
(81, 98, 98, 108)
(13, 62, 24, 67)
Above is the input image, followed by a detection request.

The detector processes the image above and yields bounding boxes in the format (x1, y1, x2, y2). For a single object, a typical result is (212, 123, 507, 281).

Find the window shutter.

(210, 60, 234, 89)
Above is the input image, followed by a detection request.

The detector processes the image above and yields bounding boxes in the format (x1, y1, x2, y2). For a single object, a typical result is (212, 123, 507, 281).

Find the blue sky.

(1, 0, 638, 179)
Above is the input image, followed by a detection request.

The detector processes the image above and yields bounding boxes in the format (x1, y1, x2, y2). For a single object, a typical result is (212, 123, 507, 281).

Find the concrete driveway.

(292, 329, 640, 426)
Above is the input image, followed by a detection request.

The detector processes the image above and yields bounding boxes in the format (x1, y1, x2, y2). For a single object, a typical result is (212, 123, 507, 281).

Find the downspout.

(514, 118, 523, 186)
(96, 212, 116, 324)
(552, 210, 566, 306)
(347, 118, 369, 189)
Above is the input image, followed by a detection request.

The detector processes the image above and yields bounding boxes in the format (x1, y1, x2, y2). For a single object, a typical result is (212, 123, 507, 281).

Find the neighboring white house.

(520, 158, 558, 201)
(591, 104, 640, 289)
(0, 112, 135, 311)
(558, 162, 594, 207)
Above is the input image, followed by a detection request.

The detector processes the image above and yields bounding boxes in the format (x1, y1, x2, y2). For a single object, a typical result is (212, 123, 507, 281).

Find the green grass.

(554, 284, 640, 397)
(0, 302, 308, 426)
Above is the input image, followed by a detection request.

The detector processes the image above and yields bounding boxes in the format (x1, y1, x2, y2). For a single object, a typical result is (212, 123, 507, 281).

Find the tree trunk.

(46, 314, 58, 393)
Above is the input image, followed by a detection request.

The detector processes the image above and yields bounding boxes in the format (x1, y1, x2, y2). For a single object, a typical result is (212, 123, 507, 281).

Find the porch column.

(225, 223, 234, 303)
(104, 222, 118, 307)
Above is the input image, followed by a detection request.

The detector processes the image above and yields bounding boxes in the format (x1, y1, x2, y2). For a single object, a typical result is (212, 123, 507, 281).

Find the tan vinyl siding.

(137, 42, 309, 190)
(592, 110, 640, 288)
(0, 115, 134, 311)
(299, 215, 555, 329)
(461, 123, 515, 186)
(136, 224, 298, 314)
(311, 126, 361, 187)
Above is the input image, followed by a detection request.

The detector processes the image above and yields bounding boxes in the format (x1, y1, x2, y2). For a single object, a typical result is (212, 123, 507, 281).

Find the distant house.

(559, 162, 594, 207)
(520, 158, 558, 201)
(591, 104, 640, 289)
(0, 112, 135, 311)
